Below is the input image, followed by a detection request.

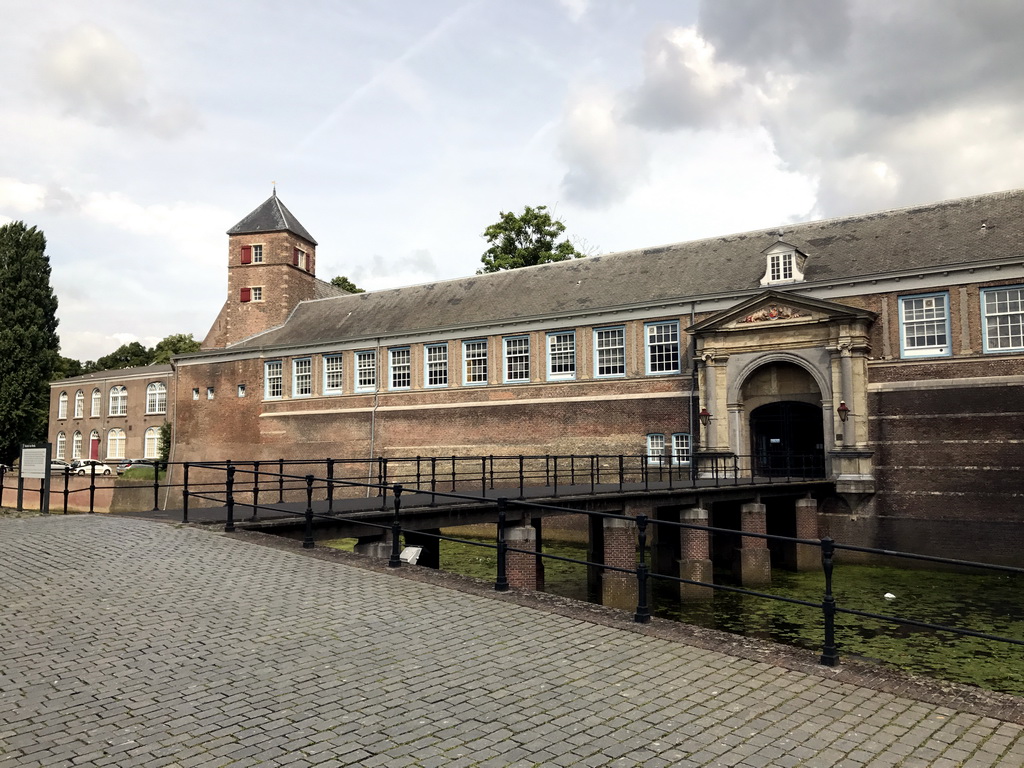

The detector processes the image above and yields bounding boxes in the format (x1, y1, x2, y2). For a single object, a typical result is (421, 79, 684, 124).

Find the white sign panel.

(20, 447, 48, 479)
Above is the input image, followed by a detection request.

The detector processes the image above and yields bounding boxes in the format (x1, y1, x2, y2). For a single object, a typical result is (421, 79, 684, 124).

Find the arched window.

(72, 431, 83, 460)
(74, 390, 85, 418)
(144, 427, 160, 459)
(109, 386, 127, 416)
(58, 392, 68, 419)
(107, 428, 126, 459)
(146, 382, 166, 414)
(56, 432, 66, 459)
(91, 388, 101, 417)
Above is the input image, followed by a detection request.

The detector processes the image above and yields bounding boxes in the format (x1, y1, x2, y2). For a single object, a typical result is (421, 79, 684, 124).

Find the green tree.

(152, 333, 200, 364)
(330, 275, 364, 293)
(158, 421, 172, 463)
(54, 355, 85, 380)
(87, 341, 153, 373)
(0, 222, 61, 463)
(478, 205, 585, 274)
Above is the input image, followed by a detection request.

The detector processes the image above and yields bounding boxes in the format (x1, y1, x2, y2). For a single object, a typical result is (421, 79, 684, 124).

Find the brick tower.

(202, 191, 321, 349)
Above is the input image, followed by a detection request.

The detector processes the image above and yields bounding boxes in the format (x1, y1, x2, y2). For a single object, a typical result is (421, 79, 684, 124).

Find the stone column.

(735, 501, 771, 587)
(679, 507, 713, 601)
(602, 516, 637, 610)
(793, 497, 820, 572)
(506, 525, 540, 590)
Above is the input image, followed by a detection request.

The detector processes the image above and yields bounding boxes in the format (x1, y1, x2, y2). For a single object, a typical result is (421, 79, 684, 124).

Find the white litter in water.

(883, 592, 896, 600)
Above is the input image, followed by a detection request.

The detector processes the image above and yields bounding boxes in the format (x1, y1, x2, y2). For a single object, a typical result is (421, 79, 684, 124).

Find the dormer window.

(760, 241, 807, 286)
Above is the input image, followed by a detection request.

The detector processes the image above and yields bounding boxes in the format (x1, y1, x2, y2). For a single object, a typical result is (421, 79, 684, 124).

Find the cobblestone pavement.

(3, 516, 1024, 768)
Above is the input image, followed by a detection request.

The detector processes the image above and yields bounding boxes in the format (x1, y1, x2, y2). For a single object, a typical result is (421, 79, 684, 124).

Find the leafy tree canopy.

(478, 205, 585, 274)
(75, 333, 202, 374)
(89, 341, 152, 373)
(330, 275, 364, 293)
(152, 333, 200, 364)
(0, 221, 60, 462)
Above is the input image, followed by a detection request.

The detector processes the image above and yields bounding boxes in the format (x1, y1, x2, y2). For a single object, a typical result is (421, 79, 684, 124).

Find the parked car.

(70, 459, 114, 476)
(116, 458, 153, 475)
(51, 459, 71, 474)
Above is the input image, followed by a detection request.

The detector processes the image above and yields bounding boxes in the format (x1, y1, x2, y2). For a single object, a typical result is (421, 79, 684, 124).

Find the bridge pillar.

(679, 507, 713, 601)
(794, 497, 820, 572)
(353, 534, 391, 559)
(735, 502, 771, 587)
(602, 516, 637, 610)
(506, 525, 541, 590)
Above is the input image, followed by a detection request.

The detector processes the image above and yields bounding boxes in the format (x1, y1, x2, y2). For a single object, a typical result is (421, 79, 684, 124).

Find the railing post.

(634, 514, 651, 624)
(545, 454, 551, 486)
(481, 457, 487, 497)
(326, 458, 334, 513)
(570, 455, 576, 486)
(590, 455, 596, 493)
(88, 462, 96, 513)
(495, 498, 509, 592)
(225, 463, 236, 533)
(415, 456, 421, 492)
(277, 458, 284, 502)
(618, 455, 624, 492)
(488, 455, 494, 490)
(819, 537, 840, 667)
(151, 460, 161, 511)
(552, 456, 559, 497)
(450, 456, 456, 491)
(62, 467, 70, 514)
(303, 474, 315, 549)
(388, 484, 403, 568)
(379, 458, 389, 510)
(182, 463, 190, 523)
(518, 455, 525, 499)
(430, 457, 437, 506)
(252, 460, 261, 519)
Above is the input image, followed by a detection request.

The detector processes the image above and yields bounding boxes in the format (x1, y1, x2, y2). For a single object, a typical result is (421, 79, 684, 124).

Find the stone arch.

(727, 350, 833, 406)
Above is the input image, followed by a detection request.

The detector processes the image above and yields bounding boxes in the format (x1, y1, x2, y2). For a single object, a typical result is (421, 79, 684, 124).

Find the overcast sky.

(4, 0, 1024, 362)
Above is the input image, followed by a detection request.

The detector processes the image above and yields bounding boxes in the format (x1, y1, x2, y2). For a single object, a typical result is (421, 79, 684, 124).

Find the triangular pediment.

(687, 291, 876, 334)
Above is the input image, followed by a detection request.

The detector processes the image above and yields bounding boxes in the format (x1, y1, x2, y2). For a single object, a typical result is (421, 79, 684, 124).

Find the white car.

(70, 459, 115, 476)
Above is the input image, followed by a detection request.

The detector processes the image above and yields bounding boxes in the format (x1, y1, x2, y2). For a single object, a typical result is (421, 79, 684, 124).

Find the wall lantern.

(837, 401, 850, 423)
(698, 408, 712, 427)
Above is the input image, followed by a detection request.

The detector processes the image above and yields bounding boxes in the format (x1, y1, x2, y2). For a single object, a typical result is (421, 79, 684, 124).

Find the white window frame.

(292, 358, 312, 398)
(265, 361, 283, 399)
(72, 431, 83, 460)
(425, 343, 448, 388)
(109, 386, 127, 416)
(671, 433, 691, 466)
(463, 340, 488, 385)
(107, 428, 126, 460)
(144, 427, 160, 459)
(594, 326, 625, 378)
(251, 244, 264, 263)
(503, 336, 530, 384)
(647, 433, 666, 465)
(250, 286, 264, 302)
(981, 286, 1024, 353)
(546, 331, 576, 381)
(91, 388, 101, 418)
(899, 293, 951, 358)
(389, 347, 411, 390)
(58, 391, 68, 419)
(74, 390, 84, 418)
(56, 432, 66, 460)
(769, 252, 793, 282)
(645, 321, 681, 375)
(355, 350, 377, 392)
(323, 354, 344, 394)
(146, 382, 166, 414)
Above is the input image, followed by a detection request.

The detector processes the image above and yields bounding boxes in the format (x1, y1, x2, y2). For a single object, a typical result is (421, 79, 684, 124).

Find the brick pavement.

(2, 515, 1023, 768)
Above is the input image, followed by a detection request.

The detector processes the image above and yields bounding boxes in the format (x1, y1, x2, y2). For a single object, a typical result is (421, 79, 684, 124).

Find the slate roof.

(52, 364, 173, 386)
(227, 191, 318, 246)
(229, 188, 1024, 351)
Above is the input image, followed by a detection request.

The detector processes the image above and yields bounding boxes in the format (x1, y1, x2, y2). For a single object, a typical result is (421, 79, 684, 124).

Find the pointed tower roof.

(226, 190, 318, 245)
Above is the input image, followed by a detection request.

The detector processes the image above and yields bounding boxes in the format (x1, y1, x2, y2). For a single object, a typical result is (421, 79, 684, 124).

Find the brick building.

(168, 190, 1021, 562)
(48, 364, 172, 463)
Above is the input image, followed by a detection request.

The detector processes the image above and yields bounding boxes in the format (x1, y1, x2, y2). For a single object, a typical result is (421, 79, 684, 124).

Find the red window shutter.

(240, 287, 251, 303)
(241, 246, 252, 264)
(292, 248, 299, 266)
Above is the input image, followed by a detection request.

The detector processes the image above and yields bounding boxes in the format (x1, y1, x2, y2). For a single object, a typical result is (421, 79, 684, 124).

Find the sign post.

(18, 443, 51, 515)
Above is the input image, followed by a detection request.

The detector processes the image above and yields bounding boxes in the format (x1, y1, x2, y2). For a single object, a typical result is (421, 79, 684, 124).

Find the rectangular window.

(672, 433, 691, 466)
(355, 350, 377, 392)
(251, 244, 263, 263)
(769, 252, 793, 281)
(265, 361, 283, 399)
(647, 433, 666, 465)
(463, 340, 488, 385)
(389, 347, 411, 390)
(425, 344, 448, 387)
(192, 388, 200, 400)
(594, 326, 625, 377)
(251, 286, 263, 302)
(323, 354, 344, 394)
(293, 358, 312, 397)
(503, 336, 530, 383)
(646, 321, 681, 374)
(206, 387, 215, 400)
(237, 384, 246, 398)
(546, 331, 576, 380)
(899, 293, 950, 358)
(982, 286, 1024, 353)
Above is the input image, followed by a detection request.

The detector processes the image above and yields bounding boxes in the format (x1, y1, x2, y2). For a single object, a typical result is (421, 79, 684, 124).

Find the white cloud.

(557, 0, 589, 24)
(0, 178, 47, 214)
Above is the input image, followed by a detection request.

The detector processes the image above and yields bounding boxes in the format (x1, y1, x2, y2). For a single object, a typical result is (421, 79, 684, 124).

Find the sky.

(3, 0, 1024, 363)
